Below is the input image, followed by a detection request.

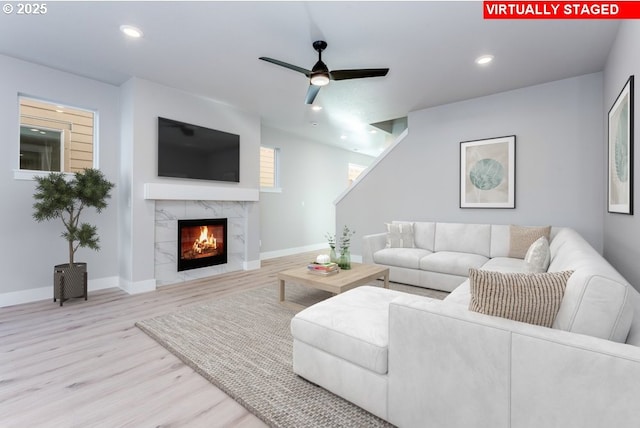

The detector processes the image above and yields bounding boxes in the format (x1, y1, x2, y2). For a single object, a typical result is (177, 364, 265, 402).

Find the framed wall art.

(460, 135, 515, 209)
(608, 75, 634, 215)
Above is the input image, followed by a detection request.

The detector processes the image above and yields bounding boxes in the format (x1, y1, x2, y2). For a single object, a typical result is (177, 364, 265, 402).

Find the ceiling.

(0, 1, 620, 157)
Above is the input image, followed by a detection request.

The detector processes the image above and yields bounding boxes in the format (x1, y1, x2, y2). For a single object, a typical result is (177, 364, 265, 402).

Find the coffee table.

(277, 262, 389, 309)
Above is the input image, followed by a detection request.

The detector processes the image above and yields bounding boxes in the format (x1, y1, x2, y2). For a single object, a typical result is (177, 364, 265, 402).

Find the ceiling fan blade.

(305, 84, 321, 105)
(330, 68, 389, 81)
(259, 57, 311, 77)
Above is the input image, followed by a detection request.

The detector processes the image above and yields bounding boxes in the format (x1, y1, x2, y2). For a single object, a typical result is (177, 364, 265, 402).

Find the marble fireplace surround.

(145, 183, 259, 286)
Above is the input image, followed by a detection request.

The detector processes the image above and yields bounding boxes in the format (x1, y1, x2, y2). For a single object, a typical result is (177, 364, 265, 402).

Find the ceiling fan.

(259, 40, 389, 104)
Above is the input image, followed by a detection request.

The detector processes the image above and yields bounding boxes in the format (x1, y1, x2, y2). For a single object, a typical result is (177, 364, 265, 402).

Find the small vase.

(329, 246, 338, 264)
(339, 248, 351, 270)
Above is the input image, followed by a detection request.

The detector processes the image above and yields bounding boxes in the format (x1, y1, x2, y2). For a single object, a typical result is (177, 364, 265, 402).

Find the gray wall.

(0, 55, 120, 296)
(260, 125, 374, 256)
(337, 73, 605, 257)
(0, 55, 262, 304)
(603, 21, 640, 290)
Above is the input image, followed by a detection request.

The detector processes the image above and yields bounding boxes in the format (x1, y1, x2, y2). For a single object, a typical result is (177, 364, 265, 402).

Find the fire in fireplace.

(177, 218, 227, 271)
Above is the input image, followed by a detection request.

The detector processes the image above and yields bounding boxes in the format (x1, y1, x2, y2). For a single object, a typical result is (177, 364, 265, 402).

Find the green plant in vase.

(338, 225, 355, 270)
(32, 168, 115, 305)
(325, 232, 338, 263)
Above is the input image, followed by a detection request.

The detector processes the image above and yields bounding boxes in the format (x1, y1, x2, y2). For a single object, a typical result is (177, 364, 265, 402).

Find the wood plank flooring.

(0, 252, 318, 428)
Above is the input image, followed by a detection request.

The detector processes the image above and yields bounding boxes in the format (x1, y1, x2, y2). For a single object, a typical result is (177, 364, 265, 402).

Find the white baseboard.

(0, 275, 120, 308)
(119, 278, 157, 295)
(0, 253, 363, 307)
(260, 243, 328, 260)
(243, 259, 261, 270)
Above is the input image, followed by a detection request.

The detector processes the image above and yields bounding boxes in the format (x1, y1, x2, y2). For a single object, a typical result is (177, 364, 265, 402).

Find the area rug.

(136, 283, 445, 427)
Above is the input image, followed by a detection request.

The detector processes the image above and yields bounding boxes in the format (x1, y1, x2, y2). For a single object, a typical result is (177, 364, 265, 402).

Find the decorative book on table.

(307, 262, 339, 275)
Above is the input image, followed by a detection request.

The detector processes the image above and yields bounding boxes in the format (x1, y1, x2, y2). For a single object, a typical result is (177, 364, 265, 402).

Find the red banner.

(484, 1, 640, 19)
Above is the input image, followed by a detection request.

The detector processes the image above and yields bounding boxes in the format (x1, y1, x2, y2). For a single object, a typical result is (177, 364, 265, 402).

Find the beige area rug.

(136, 282, 446, 428)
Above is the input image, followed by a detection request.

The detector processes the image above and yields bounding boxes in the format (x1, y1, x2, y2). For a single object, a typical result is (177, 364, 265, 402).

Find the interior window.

(19, 97, 96, 173)
(260, 146, 281, 190)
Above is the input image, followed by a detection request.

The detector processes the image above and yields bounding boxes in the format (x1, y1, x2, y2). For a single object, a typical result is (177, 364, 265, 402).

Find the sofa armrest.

(387, 295, 640, 428)
(362, 232, 387, 264)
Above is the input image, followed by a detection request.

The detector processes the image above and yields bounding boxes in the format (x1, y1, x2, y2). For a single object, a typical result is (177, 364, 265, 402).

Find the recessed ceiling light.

(120, 25, 143, 38)
(370, 129, 377, 134)
(311, 105, 323, 111)
(475, 55, 494, 65)
(340, 135, 347, 140)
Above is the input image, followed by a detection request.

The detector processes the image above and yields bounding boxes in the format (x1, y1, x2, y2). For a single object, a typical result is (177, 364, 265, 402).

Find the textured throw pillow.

(385, 222, 415, 248)
(469, 269, 573, 328)
(509, 225, 552, 259)
(524, 236, 551, 273)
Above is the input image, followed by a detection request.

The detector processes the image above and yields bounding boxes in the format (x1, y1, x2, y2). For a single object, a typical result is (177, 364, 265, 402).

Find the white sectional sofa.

(291, 222, 640, 427)
(362, 221, 557, 292)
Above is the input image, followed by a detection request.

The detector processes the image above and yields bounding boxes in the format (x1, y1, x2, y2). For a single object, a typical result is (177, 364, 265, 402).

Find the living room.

(1, 1, 640, 426)
(1, 2, 638, 304)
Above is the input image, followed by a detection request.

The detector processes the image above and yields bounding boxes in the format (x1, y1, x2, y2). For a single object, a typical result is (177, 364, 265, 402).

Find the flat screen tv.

(158, 117, 240, 182)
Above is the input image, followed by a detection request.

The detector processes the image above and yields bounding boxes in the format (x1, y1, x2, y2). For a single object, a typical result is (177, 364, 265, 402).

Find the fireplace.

(177, 218, 227, 272)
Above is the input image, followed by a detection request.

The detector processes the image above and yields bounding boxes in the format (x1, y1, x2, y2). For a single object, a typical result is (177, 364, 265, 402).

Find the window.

(348, 163, 366, 185)
(19, 96, 96, 175)
(260, 146, 280, 191)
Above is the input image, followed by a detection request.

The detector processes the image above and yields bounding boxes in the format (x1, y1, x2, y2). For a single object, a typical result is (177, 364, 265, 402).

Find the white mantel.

(143, 183, 259, 201)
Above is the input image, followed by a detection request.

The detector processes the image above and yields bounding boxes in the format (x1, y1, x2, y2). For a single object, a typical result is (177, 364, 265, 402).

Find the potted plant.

(325, 232, 338, 264)
(32, 168, 115, 305)
(338, 225, 355, 270)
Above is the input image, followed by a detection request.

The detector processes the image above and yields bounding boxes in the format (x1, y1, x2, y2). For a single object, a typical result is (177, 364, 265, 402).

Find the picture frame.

(608, 75, 634, 215)
(460, 135, 515, 208)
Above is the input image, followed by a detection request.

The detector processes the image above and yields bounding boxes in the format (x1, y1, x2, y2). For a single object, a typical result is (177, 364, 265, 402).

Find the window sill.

(13, 169, 73, 181)
(260, 187, 282, 193)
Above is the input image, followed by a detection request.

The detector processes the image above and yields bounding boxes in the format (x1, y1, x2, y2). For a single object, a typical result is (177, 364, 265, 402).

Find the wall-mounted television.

(158, 117, 240, 183)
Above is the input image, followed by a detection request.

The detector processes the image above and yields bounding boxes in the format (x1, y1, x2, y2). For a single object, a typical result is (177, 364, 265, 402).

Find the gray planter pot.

(54, 263, 87, 306)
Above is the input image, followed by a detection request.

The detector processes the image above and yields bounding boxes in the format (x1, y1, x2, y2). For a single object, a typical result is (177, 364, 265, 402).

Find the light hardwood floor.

(0, 252, 319, 428)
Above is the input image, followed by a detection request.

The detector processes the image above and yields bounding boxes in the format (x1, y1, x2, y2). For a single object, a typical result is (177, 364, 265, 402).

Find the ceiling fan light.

(310, 73, 330, 86)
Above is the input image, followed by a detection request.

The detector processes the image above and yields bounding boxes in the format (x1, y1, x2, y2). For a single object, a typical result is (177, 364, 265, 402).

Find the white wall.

(259, 125, 374, 257)
(337, 73, 605, 256)
(118, 78, 261, 292)
(0, 55, 120, 304)
(603, 21, 640, 291)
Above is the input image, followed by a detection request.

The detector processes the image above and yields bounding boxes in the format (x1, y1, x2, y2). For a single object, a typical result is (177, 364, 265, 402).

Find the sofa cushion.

(489, 224, 511, 258)
(524, 236, 550, 273)
(412, 221, 436, 251)
(469, 269, 573, 328)
(386, 222, 415, 248)
(509, 225, 551, 259)
(420, 251, 489, 277)
(434, 223, 492, 257)
(374, 248, 432, 269)
(481, 257, 528, 273)
(291, 286, 406, 375)
(548, 228, 635, 343)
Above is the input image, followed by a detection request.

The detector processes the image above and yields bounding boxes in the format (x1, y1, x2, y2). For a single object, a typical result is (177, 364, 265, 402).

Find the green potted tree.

(32, 168, 115, 305)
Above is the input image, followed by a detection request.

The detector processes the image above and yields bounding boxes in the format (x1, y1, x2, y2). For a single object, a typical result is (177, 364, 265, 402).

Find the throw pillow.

(469, 269, 573, 328)
(385, 222, 415, 248)
(509, 225, 552, 259)
(524, 236, 551, 273)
